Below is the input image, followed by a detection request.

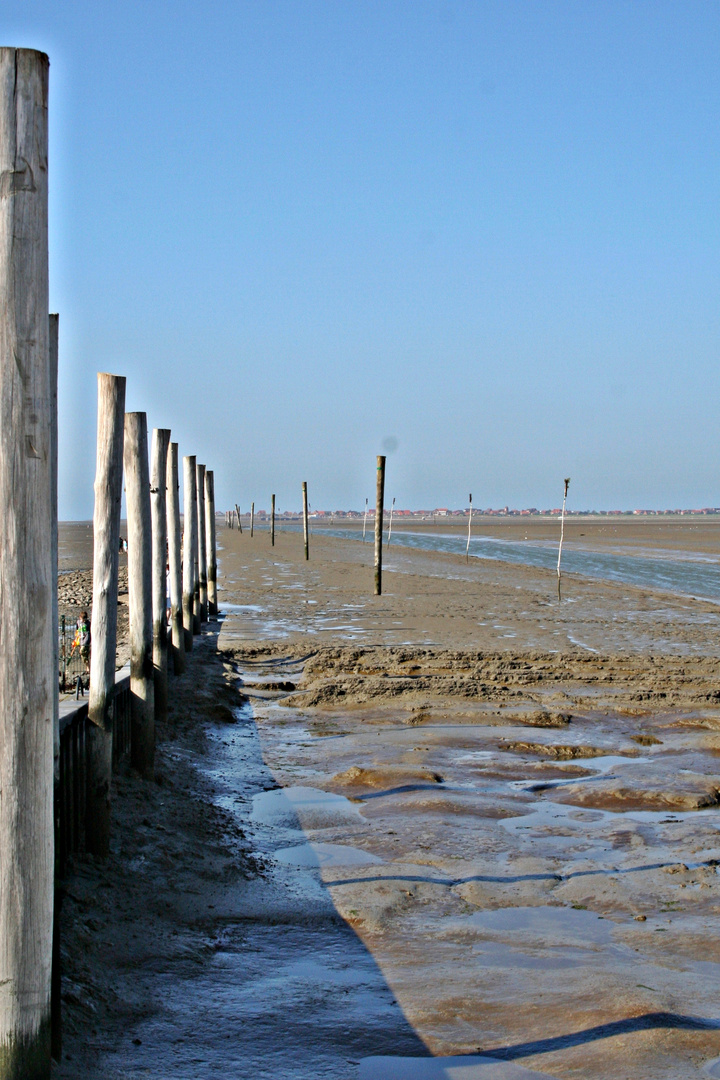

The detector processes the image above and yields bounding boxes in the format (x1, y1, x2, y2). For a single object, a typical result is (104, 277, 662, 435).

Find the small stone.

(634, 914, 647, 921)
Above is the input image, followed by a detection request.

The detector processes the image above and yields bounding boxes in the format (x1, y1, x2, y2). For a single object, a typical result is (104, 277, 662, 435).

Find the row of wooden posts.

(87, 374, 219, 856)
(224, 480, 312, 562)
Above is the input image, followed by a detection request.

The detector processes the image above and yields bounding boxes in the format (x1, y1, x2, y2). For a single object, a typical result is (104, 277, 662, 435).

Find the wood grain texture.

(150, 429, 170, 724)
(182, 456, 197, 649)
(87, 374, 125, 857)
(166, 443, 185, 673)
(205, 470, 217, 616)
(124, 412, 154, 780)
(196, 463, 207, 623)
(0, 47, 53, 1077)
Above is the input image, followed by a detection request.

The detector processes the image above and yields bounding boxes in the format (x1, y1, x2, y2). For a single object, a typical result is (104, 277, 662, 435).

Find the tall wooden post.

(196, 463, 207, 623)
(374, 455, 386, 595)
(206, 471, 217, 616)
(250, 501, 255, 537)
(182, 455, 197, 648)
(124, 413, 154, 779)
(86, 374, 125, 858)
(150, 429, 170, 724)
(166, 443, 185, 673)
(49, 316, 59, 781)
(0, 47, 53, 1076)
(302, 481, 309, 560)
(271, 494, 275, 546)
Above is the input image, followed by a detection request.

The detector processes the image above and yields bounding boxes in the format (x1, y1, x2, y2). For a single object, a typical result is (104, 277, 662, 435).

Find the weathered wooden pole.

(466, 493, 473, 562)
(182, 455, 197, 648)
(250, 501, 255, 537)
(196, 463, 207, 623)
(150, 429, 170, 724)
(362, 497, 368, 541)
(234, 502, 243, 534)
(166, 443, 185, 674)
(0, 47, 53, 1076)
(206, 471, 217, 617)
(86, 374, 126, 858)
(271, 494, 276, 546)
(302, 481, 309, 560)
(48, 315, 61, 1061)
(124, 412, 154, 779)
(374, 455, 386, 595)
(557, 477, 570, 601)
(49, 316, 59, 778)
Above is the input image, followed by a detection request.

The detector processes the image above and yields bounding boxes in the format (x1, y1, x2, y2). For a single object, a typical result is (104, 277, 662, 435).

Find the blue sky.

(5, 1, 720, 516)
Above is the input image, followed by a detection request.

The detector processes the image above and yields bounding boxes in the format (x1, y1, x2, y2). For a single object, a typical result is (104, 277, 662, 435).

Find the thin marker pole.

(250, 501, 255, 537)
(302, 482, 309, 560)
(271, 494, 275, 546)
(362, 497, 368, 542)
(387, 497, 395, 548)
(557, 477, 570, 601)
(374, 456, 386, 595)
(466, 493, 473, 563)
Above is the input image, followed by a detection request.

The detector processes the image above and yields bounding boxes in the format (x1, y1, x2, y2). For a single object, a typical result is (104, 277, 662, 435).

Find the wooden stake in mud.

(374, 455, 386, 595)
(196, 463, 207, 623)
(302, 482, 309, 560)
(166, 443, 185, 674)
(0, 49, 54, 1075)
(235, 502, 242, 534)
(362, 497, 368, 542)
(150, 429, 171, 724)
(125, 412, 155, 779)
(250, 501, 255, 537)
(557, 477, 570, 601)
(386, 496, 396, 548)
(271, 494, 276, 546)
(87, 374, 126, 858)
(182, 455, 197, 648)
(466, 493, 473, 563)
(206, 471, 217, 616)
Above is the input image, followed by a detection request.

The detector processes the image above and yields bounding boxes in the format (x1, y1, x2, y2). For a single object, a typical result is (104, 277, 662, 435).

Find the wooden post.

(271, 494, 275, 546)
(466, 493, 473, 562)
(124, 412, 154, 779)
(166, 443, 185, 674)
(234, 502, 243, 534)
(302, 481, 309, 560)
(150, 429, 170, 724)
(206, 471, 217, 616)
(362, 497, 368, 542)
(0, 47, 53, 1076)
(250, 501, 254, 537)
(182, 455, 197, 648)
(557, 477, 570, 601)
(374, 455, 386, 595)
(86, 374, 126, 858)
(196, 463, 207, 623)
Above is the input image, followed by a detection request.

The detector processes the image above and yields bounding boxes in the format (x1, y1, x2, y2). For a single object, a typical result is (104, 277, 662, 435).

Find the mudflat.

(56, 520, 720, 1078)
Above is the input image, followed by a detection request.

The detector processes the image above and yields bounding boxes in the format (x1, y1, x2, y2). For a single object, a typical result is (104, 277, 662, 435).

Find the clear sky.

(5, 1, 720, 516)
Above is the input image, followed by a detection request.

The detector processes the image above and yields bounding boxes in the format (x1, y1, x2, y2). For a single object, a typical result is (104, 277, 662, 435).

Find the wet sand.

(56, 521, 720, 1078)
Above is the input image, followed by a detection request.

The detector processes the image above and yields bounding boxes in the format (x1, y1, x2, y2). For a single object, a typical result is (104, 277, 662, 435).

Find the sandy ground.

(54, 521, 720, 1078)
